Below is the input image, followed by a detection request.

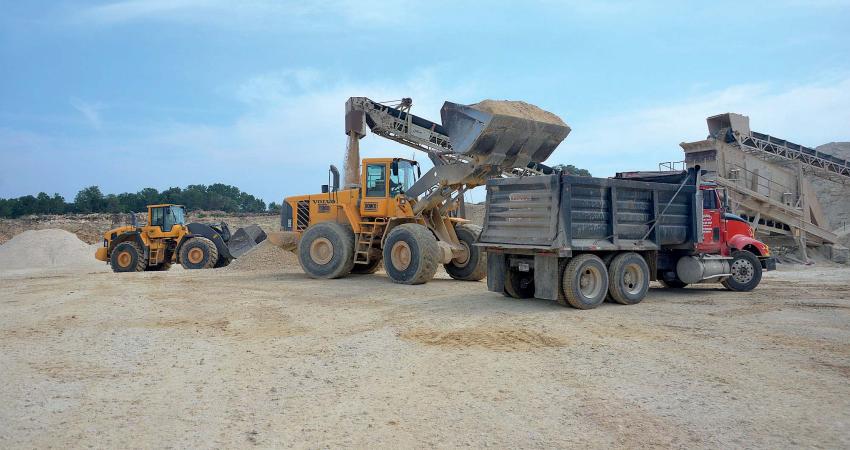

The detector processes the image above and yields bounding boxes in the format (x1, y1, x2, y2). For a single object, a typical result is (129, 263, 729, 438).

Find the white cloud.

(69, 97, 105, 130)
(557, 75, 850, 177)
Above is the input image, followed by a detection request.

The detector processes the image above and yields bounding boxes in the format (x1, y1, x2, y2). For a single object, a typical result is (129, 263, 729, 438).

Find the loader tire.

(351, 258, 382, 274)
(444, 224, 486, 281)
(383, 224, 439, 285)
(561, 254, 608, 309)
(180, 237, 218, 270)
(147, 262, 172, 271)
(607, 252, 649, 305)
(721, 250, 762, 292)
(110, 241, 147, 273)
(297, 222, 355, 279)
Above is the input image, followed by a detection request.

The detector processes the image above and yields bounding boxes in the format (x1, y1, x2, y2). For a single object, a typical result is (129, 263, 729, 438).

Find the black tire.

(351, 258, 382, 274)
(659, 273, 688, 288)
(561, 254, 608, 309)
(179, 237, 219, 270)
(110, 241, 147, 273)
(147, 262, 172, 272)
(382, 224, 439, 285)
(297, 222, 355, 279)
(722, 250, 762, 292)
(607, 252, 650, 305)
(504, 268, 535, 298)
(444, 224, 486, 281)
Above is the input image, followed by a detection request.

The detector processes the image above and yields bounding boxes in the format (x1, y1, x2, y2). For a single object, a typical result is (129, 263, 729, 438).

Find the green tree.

(551, 164, 591, 177)
(267, 202, 281, 214)
(74, 186, 105, 213)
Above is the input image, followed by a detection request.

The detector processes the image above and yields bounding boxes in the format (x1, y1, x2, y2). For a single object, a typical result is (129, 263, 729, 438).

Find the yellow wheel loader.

(274, 97, 569, 285)
(95, 204, 267, 272)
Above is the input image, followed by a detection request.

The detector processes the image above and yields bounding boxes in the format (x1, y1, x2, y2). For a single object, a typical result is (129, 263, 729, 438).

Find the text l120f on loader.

(271, 97, 569, 285)
(95, 204, 267, 272)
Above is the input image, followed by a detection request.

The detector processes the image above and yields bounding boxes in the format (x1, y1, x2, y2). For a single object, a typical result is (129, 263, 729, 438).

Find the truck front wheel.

(722, 251, 762, 292)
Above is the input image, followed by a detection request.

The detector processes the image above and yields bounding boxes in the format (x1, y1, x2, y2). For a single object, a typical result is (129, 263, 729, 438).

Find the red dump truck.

(478, 167, 776, 309)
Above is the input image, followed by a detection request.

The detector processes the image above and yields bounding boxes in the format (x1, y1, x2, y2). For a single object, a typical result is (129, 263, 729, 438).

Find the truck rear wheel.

(110, 241, 147, 272)
(382, 224, 439, 285)
(180, 237, 219, 269)
(721, 251, 762, 292)
(297, 222, 355, 279)
(562, 254, 608, 309)
(444, 224, 486, 281)
(504, 268, 534, 298)
(607, 252, 649, 305)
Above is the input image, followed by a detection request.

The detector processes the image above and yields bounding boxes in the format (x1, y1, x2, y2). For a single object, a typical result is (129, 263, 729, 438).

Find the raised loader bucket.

(227, 225, 267, 258)
(440, 100, 571, 168)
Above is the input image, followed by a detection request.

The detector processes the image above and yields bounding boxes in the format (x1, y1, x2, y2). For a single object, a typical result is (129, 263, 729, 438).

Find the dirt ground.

(1, 261, 849, 448)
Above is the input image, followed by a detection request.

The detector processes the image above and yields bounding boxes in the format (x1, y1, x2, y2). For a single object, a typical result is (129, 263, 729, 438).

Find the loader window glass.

(164, 207, 185, 231)
(365, 164, 387, 197)
(390, 161, 415, 196)
(150, 207, 164, 228)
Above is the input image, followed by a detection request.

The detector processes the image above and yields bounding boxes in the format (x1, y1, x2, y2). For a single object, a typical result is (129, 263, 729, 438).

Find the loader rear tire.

(607, 252, 649, 305)
(297, 222, 355, 279)
(444, 224, 486, 281)
(562, 254, 608, 309)
(110, 241, 147, 273)
(180, 237, 218, 270)
(383, 224, 439, 285)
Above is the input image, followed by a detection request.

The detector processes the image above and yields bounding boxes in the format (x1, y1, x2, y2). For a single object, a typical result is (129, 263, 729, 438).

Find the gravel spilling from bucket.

(226, 241, 300, 272)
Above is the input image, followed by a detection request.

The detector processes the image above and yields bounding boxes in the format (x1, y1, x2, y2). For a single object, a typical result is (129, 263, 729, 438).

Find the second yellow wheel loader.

(274, 97, 570, 285)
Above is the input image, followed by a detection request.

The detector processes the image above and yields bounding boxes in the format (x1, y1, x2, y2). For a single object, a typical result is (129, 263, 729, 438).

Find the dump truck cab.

(697, 185, 773, 268)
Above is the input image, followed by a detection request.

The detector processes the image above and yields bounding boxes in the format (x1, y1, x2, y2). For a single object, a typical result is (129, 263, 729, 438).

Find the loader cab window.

(164, 206, 185, 231)
(390, 160, 416, 196)
(149, 207, 165, 229)
(365, 164, 387, 197)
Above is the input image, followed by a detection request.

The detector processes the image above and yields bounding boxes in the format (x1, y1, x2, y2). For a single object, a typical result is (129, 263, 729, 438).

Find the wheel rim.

(622, 263, 644, 295)
(579, 265, 603, 299)
(187, 247, 205, 264)
(390, 241, 412, 271)
(309, 237, 334, 265)
(452, 241, 471, 267)
(731, 258, 754, 284)
(117, 251, 132, 268)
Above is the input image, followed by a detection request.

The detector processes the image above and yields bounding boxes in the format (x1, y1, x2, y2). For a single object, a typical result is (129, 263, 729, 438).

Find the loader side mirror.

(391, 161, 399, 177)
(321, 184, 329, 194)
(416, 164, 421, 178)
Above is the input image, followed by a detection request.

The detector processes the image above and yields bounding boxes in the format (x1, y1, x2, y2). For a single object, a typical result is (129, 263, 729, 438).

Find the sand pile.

(470, 100, 566, 126)
(226, 240, 300, 272)
(0, 229, 105, 271)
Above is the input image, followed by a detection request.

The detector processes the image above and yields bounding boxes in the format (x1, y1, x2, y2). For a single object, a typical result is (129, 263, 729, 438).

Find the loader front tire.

(383, 224, 439, 285)
(180, 237, 219, 270)
(110, 241, 147, 272)
(444, 224, 486, 281)
(297, 222, 355, 279)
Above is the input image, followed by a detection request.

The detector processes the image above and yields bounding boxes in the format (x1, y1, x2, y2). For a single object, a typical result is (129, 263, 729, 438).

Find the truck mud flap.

(227, 225, 267, 258)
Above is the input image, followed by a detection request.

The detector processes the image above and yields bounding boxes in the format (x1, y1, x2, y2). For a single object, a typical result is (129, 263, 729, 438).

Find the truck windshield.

(390, 161, 416, 196)
(164, 206, 185, 231)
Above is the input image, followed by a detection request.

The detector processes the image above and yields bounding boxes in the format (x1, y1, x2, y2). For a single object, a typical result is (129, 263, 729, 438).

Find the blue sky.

(2, 1, 849, 205)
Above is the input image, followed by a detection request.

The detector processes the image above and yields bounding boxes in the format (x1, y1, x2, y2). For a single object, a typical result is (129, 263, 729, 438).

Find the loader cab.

(360, 158, 419, 217)
(146, 204, 186, 235)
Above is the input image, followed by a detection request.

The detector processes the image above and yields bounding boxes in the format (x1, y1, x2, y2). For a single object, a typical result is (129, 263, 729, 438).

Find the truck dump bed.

(478, 169, 701, 254)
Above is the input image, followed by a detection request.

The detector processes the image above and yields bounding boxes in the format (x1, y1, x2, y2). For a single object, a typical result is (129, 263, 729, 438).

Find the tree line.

(0, 184, 273, 218)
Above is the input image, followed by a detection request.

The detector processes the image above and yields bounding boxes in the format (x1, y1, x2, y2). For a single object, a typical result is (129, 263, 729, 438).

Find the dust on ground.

(1, 252, 849, 447)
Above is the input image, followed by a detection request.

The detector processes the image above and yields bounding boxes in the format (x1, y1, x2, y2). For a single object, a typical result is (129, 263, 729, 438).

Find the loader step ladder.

(355, 218, 386, 264)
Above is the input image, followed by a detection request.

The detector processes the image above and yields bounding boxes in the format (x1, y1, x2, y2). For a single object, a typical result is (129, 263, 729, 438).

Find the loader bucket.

(440, 101, 570, 168)
(226, 225, 267, 258)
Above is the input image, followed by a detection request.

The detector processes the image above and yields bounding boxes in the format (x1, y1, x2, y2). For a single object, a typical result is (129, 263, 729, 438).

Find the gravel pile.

(470, 100, 566, 126)
(226, 240, 300, 272)
(0, 229, 105, 271)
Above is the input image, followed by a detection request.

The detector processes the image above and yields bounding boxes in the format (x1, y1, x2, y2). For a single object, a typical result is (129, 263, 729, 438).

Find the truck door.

(697, 189, 723, 254)
(360, 162, 389, 217)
